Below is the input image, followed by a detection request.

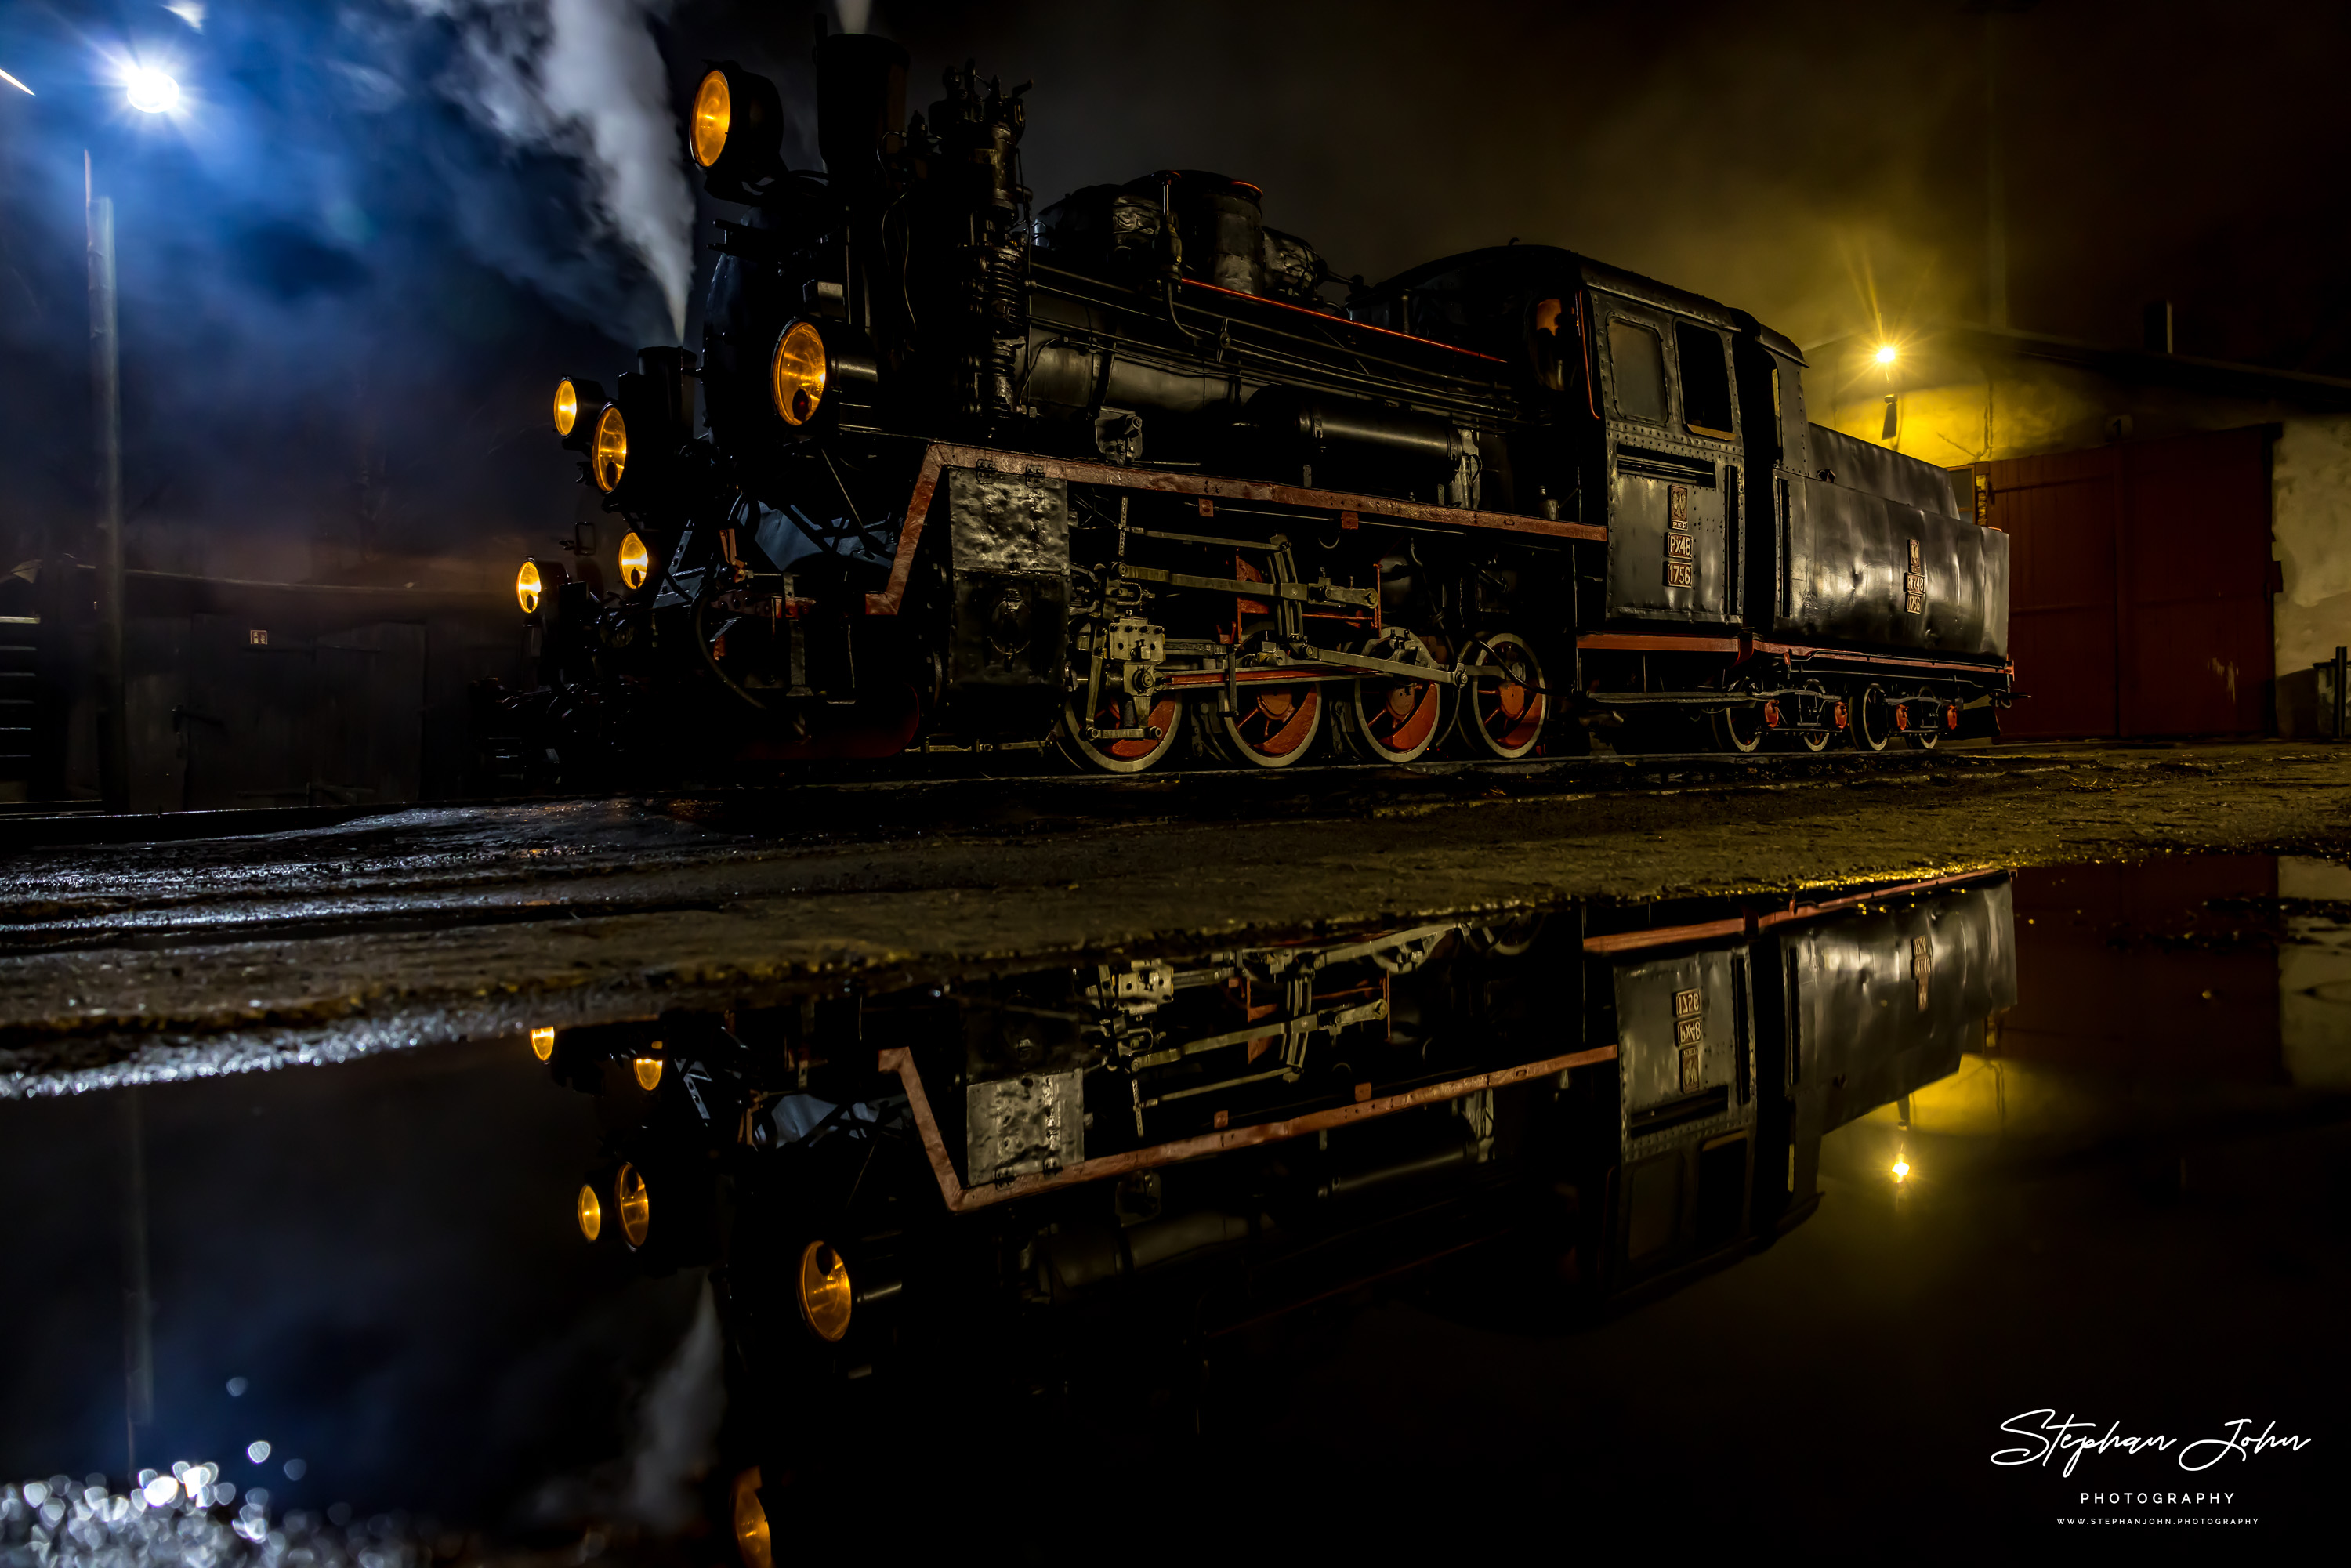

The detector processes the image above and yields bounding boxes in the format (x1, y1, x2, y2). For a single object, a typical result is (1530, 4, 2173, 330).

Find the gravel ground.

(5, 740, 2349, 1095)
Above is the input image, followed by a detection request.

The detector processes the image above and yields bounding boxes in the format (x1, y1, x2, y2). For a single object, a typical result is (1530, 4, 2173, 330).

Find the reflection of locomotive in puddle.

(538, 875, 2012, 1550)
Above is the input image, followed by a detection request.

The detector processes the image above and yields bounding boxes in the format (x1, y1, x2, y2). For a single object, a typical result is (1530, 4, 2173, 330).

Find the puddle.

(4, 856, 2344, 1552)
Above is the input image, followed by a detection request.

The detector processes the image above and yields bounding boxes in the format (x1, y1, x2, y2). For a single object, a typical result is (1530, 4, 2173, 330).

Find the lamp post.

(85, 65, 178, 813)
(88, 148, 128, 812)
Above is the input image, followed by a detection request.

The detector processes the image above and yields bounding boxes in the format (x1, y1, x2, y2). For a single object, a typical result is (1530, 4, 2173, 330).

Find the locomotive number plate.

(1678, 1045, 1703, 1092)
(1665, 561, 1696, 589)
(1666, 532, 1696, 561)
(1673, 988, 1702, 1019)
(1674, 1015, 1704, 1048)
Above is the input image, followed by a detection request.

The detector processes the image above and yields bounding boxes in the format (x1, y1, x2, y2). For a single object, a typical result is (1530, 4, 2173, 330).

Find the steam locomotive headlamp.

(771, 322, 828, 426)
(796, 1240, 853, 1342)
(690, 70, 730, 168)
(555, 379, 607, 458)
(1875, 343, 1899, 366)
(615, 1163, 651, 1248)
(516, 556, 567, 618)
(687, 64, 784, 197)
(592, 404, 629, 491)
(1892, 1157, 1911, 1183)
(618, 531, 651, 592)
(575, 1183, 603, 1241)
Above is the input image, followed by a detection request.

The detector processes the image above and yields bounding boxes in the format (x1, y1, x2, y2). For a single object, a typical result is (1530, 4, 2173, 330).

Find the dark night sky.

(1, 1, 2343, 581)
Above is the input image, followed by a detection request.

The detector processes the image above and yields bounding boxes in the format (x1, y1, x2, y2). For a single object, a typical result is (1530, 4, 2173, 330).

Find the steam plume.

(409, 0, 695, 339)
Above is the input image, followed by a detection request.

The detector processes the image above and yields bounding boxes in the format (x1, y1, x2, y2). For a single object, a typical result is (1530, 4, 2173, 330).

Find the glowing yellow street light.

(1874, 343, 1900, 366)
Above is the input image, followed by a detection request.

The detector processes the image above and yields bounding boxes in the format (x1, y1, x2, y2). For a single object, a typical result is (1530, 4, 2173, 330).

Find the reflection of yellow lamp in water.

(797, 1240, 853, 1342)
(731, 1468, 772, 1568)
(615, 1164, 650, 1247)
(530, 1026, 556, 1061)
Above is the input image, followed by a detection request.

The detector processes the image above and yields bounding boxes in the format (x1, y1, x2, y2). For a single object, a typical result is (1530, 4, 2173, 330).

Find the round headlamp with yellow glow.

(796, 1239, 853, 1342)
(516, 559, 545, 616)
(592, 405, 629, 492)
(685, 63, 783, 197)
(772, 321, 828, 428)
(575, 1183, 603, 1241)
(691, 71, 731, 169)
(619, 531, 650, 592)
(552, 377, 606, 451)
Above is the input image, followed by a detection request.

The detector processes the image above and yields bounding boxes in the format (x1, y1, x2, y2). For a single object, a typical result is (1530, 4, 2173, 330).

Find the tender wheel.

(1708, 690, 1766, 755)
(1208, 679, 1324, 767)
(1795, 688, 1840, 753)
(1911, 700, 1959, 751)
(1059, 688, 1184, 773)
(1849, 684, 1895, 753)
(1459, 631, 1547, 759)
(1340, 629, 1447, 764)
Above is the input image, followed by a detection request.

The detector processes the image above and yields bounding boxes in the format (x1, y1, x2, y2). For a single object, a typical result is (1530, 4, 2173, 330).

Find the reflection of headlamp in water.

(797, 1240, 853, 1342)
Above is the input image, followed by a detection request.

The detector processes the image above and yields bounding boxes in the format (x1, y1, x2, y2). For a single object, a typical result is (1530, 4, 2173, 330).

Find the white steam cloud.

(408, 0, 695, 340)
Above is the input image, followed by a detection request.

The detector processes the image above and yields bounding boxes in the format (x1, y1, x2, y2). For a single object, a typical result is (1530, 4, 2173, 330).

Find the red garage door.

(1954, 426, 2273, 738)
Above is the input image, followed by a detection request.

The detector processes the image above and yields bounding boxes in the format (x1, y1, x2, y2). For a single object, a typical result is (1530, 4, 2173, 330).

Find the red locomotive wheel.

(1212, 680, 1324, 767)
(1059, 689, 1184, 773)
(1460, 631, 1547, 759)
(1342, 630, 1446, 764)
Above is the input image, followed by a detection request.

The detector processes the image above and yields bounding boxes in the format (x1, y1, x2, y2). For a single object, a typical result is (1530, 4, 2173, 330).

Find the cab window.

(1533, 297, 1567, 393)
(1608, 318, 1668, 423)
(1676, 322, 1734, 438)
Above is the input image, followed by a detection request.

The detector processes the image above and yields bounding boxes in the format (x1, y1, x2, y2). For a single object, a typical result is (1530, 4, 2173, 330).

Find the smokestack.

(2142, 299, 2174, 354)
(814, 32, 908, 197)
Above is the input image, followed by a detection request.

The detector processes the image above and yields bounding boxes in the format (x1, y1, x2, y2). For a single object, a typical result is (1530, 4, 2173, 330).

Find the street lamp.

(91, 63, 187, 809)
(124, 67, 179, 115)
(2, 55, 190, 809)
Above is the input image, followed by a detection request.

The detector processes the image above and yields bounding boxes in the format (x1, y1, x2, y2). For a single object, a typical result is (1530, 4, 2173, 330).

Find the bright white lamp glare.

(1874, 343, 1899, 366)
(1892, 1159, 1911, 1182)
(125, 67, 180, 114)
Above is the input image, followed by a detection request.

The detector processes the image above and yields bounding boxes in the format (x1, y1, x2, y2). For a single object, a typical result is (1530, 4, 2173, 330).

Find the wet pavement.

(2, 845, 2346, 1552)
(4, 739, 2351, 1094)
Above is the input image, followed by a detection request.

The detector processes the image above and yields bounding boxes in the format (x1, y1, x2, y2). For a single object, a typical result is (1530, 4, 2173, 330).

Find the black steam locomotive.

(538, 872, 2014, 1545)
(493, 25, 2009, 780)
